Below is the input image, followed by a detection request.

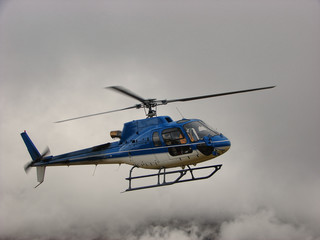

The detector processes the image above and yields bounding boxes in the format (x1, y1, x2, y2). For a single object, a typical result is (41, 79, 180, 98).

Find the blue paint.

(21, 131, 41, 161)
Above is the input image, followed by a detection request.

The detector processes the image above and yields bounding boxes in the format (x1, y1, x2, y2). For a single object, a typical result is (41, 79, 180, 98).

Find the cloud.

(219, 209, 318, 240)
(2, 208, 317, 240)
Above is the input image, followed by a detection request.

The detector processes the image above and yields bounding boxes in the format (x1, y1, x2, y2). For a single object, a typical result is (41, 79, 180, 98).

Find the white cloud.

(219, 209, 318, 240)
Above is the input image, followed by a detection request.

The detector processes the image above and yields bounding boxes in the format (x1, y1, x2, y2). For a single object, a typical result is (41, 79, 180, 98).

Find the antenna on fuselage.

(176, 107, 185, 119)
(92, 164, 98, 176)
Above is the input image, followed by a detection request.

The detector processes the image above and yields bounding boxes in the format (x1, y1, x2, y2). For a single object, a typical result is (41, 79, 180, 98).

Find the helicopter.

(21, 85, 275, 191)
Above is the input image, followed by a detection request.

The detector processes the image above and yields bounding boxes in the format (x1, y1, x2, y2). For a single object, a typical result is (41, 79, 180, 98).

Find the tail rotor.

(24, 147, 50, 173)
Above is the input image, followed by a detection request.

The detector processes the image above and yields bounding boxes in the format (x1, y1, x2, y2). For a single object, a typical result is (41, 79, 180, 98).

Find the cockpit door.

(161, 128, 192, 159)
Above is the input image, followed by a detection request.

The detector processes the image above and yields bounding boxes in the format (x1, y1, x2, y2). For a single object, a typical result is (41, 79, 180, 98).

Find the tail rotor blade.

(41, 147, 50, 158)
(24, 161, 33, 173)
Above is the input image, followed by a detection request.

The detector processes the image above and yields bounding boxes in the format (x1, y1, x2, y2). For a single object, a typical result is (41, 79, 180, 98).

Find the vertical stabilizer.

(21, 131, 41, 161)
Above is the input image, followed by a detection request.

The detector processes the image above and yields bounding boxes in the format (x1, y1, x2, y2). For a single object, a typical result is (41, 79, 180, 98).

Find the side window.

(152, 132, 162, 147)
(162, 128, 187, 146)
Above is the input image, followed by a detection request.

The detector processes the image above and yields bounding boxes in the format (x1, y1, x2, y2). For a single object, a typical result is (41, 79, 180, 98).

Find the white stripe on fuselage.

(49, 140, 229, 169)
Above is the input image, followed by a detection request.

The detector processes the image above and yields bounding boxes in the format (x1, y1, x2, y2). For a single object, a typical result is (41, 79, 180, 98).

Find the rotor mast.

(108, 86, 165, 118)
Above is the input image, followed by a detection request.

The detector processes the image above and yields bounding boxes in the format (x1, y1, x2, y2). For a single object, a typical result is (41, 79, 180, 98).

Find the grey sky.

(1, 0, 320, 239)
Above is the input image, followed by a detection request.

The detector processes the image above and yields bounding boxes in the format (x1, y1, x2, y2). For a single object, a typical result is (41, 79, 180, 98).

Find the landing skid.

(124, 164, 222, 192)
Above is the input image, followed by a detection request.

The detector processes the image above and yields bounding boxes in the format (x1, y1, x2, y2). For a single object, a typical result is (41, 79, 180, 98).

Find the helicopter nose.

(203, 134, 230, 156)
(212, 134, 231, 156)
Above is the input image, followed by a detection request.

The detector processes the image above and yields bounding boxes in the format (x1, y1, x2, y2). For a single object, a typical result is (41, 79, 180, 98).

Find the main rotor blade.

(55, 105, 138, 123)
(165, 86, 275, 104)
(106, 86, 147, 104)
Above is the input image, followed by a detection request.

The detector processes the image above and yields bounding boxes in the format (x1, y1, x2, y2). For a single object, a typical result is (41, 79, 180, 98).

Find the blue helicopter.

(21, 86, 275, 191)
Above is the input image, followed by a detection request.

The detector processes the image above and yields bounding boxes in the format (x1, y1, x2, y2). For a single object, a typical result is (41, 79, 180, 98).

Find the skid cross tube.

(124, 164, 222, 192)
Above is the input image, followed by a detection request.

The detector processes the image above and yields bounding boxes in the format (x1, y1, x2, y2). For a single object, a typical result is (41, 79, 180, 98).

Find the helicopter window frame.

(152, 131, 162, 147)
(161, 128, 187, 146)
(183, 121, 219, 142)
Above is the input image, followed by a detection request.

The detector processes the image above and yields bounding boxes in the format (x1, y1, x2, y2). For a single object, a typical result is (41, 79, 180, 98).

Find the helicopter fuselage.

(31, 116, 230, 170)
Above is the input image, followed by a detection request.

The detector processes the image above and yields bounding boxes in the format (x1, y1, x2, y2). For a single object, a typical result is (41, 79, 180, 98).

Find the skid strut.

(125, 164, 222, 192)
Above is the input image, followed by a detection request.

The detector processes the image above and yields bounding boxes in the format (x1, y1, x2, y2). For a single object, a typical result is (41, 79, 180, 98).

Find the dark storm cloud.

(1, 0, 320, 239)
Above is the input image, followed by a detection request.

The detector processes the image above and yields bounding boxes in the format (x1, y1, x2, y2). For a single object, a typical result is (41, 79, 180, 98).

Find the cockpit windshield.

(183, 121, 219, 142)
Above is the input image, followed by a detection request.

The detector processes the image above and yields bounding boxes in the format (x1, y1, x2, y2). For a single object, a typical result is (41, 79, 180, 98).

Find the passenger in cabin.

(162, 128, 187, 145)
(180, 133, 187, 144)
